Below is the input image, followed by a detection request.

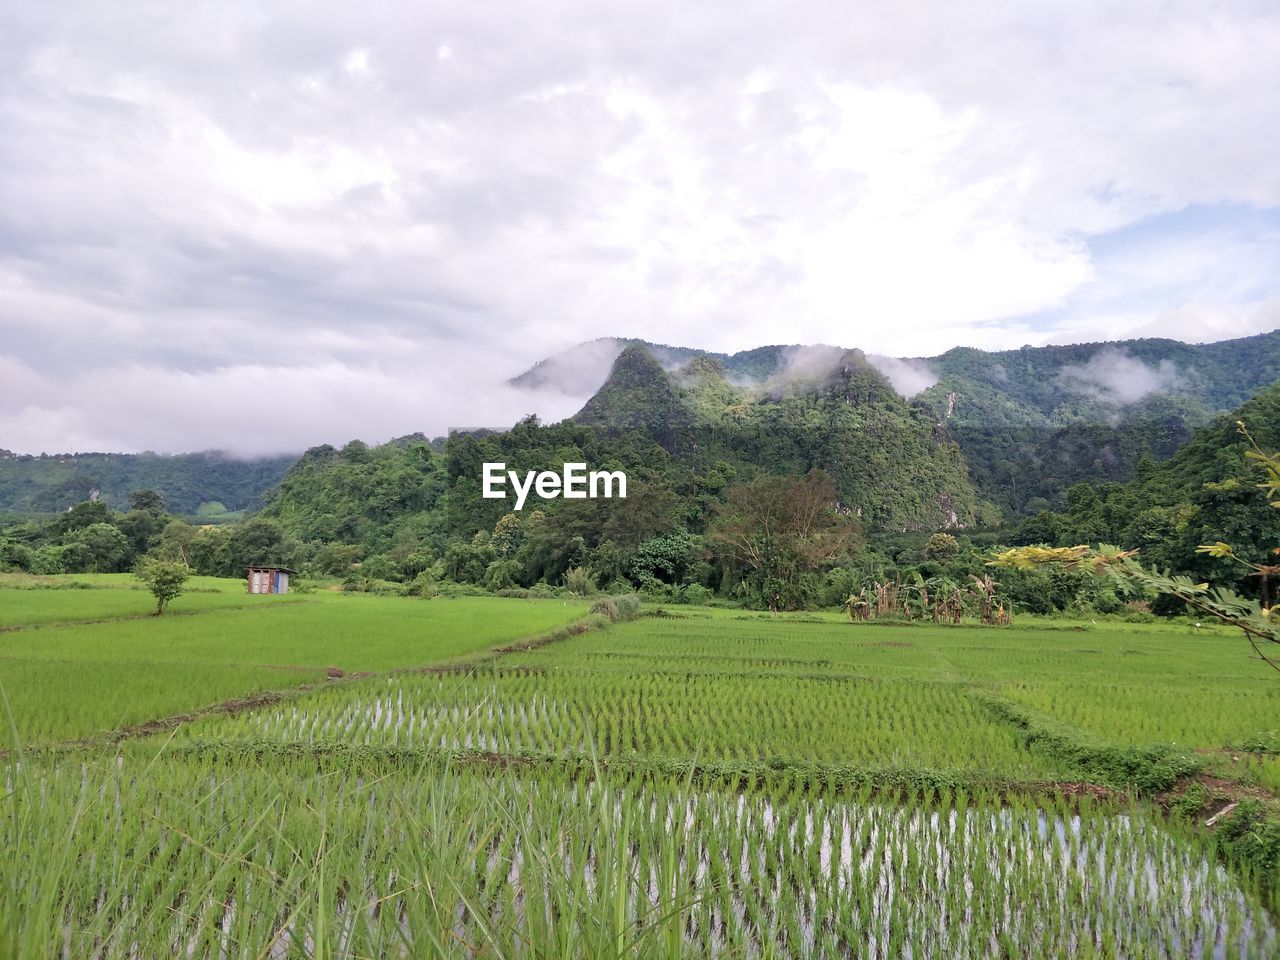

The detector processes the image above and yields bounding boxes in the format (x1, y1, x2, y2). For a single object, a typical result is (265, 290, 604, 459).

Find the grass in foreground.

(3, 751, 1273, 959)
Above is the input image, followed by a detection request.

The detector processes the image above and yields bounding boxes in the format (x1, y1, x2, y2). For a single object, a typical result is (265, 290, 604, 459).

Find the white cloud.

(0, 359, 584, 456)
(509, 338, 629, 395)
(0, 1, 1277, 452)
(1057, 349, 1184, 405)
(866, 355, 939, 398)
(342, 48, 370, 76)
(1048, 296, 1280, 347)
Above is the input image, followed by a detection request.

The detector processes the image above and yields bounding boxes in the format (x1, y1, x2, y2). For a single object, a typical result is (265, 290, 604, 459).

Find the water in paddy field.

(32, 769, 1274, 960)
(214, 682, 1280, 956)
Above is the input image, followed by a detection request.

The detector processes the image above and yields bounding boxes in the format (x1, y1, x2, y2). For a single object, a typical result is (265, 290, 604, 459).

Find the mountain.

(573, 345, 693, 449)
(0, 450, 295, 516)
(572, 344, 982, 531)
(1008, 380, 1280, 589)
(514, 331, 1280, 515)
(258, 341, 980, 563)
(509, 338, 789, 394)
(916, 334, 1280, 426)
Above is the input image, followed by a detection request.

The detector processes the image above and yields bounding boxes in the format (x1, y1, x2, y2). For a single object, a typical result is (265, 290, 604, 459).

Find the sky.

(1, 1, 1278, 455)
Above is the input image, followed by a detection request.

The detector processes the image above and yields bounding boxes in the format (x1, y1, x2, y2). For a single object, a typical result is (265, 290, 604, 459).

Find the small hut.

(247, 565, 295, 595)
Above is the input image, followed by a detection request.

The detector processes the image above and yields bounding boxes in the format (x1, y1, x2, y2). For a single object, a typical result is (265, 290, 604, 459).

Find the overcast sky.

(1, 1, 1278, 455)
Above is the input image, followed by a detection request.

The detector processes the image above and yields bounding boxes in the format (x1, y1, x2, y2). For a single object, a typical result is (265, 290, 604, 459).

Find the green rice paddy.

(1, 577, 1277, 957)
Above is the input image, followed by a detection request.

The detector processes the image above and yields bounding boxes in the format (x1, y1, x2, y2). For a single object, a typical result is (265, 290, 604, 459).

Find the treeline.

(0, 492, 306, 580)
(0, 459, 1163, 620)
(989, 381, 1280, 605)
(8, 346, 1279, 619)
(0, 449, 294, 515)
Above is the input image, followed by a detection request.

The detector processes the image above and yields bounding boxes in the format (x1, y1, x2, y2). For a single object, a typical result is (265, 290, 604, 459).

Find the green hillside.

(1008, 380, 1280, 590)
(515, 331, 1280, 516)
(574, 344, 981, 531)
(240, 343, 982, 608)
(0, 450, 295, 516)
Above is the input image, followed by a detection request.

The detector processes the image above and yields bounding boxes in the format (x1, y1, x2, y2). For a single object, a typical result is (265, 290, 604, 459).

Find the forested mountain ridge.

(515, 331, 1280, 420)
(1008, 379, 1280, 592)
(574, 344, 981, 531)
(515, 331, 1280, 515)
(0, 450, 295, 516)
(257, 343, 981, 569)
(916, 332, 1280, 425)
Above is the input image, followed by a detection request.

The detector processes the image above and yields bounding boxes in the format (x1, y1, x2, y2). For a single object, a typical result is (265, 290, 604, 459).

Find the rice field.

(202, 669, 1073, 780)
(497, 615, 1278, 754)
(0, 585, 589, 744)
(0, 658, 322, 743)
(3, 755, 1274, 959)
(995, 678, 1280, 751)
(0, 574, 299, 626)
(2, 581, 1278, 957)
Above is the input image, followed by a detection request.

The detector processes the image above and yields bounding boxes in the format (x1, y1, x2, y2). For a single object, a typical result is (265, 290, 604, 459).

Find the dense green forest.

(5, 334, 1280, 615)
(998, 380, 1280, 602)
(0, 450, 294, 516)
(515, 331, 1280, 516)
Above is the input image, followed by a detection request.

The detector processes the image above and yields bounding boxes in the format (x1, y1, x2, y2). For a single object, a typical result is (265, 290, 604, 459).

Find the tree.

(116, 509, 165, 558)
(224, 518, 295, 577)
(135, 558, 190, 615)
(75, 522, 131, 573)
(129, 490, 166, 514)
(707, 470, 863, 611)
(923, 533, 960, 561)
(990, 422, 1280, 673)
(52, 500, 112, 537)
(157, 519, 198, 563)
(629, 531, 693, 584)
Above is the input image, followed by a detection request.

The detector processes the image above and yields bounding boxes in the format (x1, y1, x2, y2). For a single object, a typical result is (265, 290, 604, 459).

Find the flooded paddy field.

(5, 756, 1274, 959)
(3, 591, 1278, 956)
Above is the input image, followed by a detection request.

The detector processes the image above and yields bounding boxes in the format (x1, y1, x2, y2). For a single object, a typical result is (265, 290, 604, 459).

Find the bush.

(1168, 782, 1210, 821)
(433, 581, 490, 598)
(399, 571, 439, 598)
(680, 583, 714, 605)
(634, 573, 674, 601)
(589, 594, 643, 623)
(1240, 732, 1280, 755)
(483, 559, 522, 591)
(923, 533, 960, 561)
(0, 540, 34, 573)
(1214, 801, 1280, 886)
(564, 566, 597, 597)
(820, 567, 862, 607)
(357, 554, 397, 581)
(1122, 610, 1157, 623)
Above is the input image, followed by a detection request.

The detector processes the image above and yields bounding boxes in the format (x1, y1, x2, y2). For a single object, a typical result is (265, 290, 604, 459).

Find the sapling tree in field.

(990, 422, 1280, 673)
(135, 557, 191, 615)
